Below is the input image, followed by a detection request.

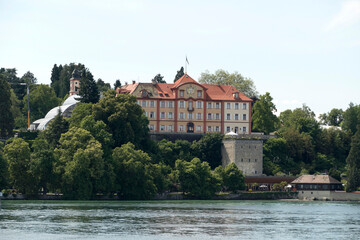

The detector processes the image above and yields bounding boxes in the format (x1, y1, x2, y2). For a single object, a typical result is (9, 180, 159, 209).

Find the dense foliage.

(1, 65, 360, 197)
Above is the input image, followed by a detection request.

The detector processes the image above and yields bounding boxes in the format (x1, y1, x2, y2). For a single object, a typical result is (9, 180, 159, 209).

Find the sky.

(1, 0, 359, 116)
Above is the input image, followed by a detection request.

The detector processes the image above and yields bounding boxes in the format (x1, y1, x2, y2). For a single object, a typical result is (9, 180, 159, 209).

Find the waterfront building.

(117, 74, 253, 134)
(291, 174, 343, 191)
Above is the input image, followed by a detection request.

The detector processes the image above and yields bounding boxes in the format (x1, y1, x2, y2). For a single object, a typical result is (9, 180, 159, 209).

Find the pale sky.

(1, 0, 359, 116)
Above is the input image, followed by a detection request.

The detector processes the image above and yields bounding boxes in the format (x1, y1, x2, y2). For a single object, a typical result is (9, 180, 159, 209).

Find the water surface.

(1, 200, 359, 239)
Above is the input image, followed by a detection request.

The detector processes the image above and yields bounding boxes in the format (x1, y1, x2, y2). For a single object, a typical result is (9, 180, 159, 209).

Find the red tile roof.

(118, 74, 253, 102)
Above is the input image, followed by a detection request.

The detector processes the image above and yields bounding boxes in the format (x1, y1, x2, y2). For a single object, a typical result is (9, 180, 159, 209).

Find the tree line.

(0, 91, 243, 199)
(1, 65, 359, 196)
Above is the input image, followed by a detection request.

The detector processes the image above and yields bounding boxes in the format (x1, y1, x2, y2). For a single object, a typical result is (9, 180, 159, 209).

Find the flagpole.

(185, 56, 187, 74)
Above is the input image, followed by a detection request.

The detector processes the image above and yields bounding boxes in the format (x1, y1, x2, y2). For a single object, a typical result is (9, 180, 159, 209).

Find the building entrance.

(187, 122, 194, 133)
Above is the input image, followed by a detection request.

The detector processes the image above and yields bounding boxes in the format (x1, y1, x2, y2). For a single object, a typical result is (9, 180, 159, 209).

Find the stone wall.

(298, 190, 360, 201)
(222, 138, 263, 176)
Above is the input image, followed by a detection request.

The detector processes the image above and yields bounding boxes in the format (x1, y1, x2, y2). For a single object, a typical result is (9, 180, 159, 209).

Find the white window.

(235, 114, 239, 120)
(215, 126, 220, 132)
(141, 100, 147, 107)
(149, 125, 154, 130)
(196, 126, 202, 132)
(179, 125, 184, 131)
(235, 127, 238, 133)
(137, 100, 140, 105)
(207, 102, 212, 109)
(196, 101, 203, 109)
(215, 103, 220, 109)
(207, 113, 212, 120)
(188, 113, 193, 119)
(168, 112, 173, 119)
(243, 127, 247, 133)
(168, 125, 173, 131)
(160, 101, 166, 108)
(168, 101, 174, 108)
(226, 103, 231, 109)
(234, 92, 239, 98)
(179, 101, 185, 108)
(215, 113, 220, 120)
(207, 126, 212, 132)
(226, 126, 231, 132)
(160, 125, 165, 131)
(242, 103, 247, 110)
(188, 101, 193, 110)
(179, 112, 185, 119)
(150, 101, 155, 107)
(149, 112, 155, 119)
(197, 90, 202, 97)
(226, 114, 231, 120)
(160, 112, 166, 119)
(235, 103, 239, 110)
(196, 113, 202, 120)
(180, 90, 184, 97)
(243, 114, 247, 120)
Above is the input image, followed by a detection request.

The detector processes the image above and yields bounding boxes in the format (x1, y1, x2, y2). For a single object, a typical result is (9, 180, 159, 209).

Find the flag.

(186, 56, 189, 65)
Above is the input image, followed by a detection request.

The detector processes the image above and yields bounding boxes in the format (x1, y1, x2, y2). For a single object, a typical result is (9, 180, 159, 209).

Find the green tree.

(198, 69, 258, 97)
(113, 79, 121, 90)
(112, 142, 156, 199)
(345, 129, 360, 192)
(92, 92, 149, 148)
(263, 137, 297, 175)
(279, 105, 321, 142)
(96, 78, 111, 92)
(0, 144, 9, 189)
(319, 108, 343, 126)
(191, 133, 224, 169)
(174, 66, 184, 82)
(0, 75, 14, 138)
(252, 92, 279, 134)
(214, 163, 245, 192)
(22, 84, 61, 121)
(4, 138, 36, 194)
(20, 71, 37, 85)
(0, 68, 25, 100)
(41, 111, 69, 148)
(175, 158, 220, 199)
(50, 64, 63, 97)
(341, 103, 360, 135)
(54, 127, 105, 199)
(30, 138, 57, 194)
(78, 69, 100, 104)
(152, 73, 166, 83)
(68, 102, 93, 128)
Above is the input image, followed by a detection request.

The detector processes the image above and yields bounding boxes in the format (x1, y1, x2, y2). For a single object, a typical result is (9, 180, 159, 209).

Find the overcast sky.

(1, 0, 359, 115)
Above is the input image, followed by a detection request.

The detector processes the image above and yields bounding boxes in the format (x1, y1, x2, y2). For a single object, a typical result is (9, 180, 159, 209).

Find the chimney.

(132, 80, 136, 84)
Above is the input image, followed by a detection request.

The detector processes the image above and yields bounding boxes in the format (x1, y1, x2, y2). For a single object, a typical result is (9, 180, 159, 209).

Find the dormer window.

(141, 90, 148, 98)
(234, 92, 239, 98)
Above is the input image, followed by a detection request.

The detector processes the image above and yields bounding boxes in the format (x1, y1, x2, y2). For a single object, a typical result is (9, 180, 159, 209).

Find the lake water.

(0, 200, 359, 239)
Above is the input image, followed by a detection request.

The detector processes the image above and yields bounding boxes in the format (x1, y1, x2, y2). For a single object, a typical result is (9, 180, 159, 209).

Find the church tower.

(69, 69, 81, 96)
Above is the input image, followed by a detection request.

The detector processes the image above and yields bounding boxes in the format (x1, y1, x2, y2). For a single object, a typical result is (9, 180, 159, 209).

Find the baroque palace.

(117, 74, 253, 134)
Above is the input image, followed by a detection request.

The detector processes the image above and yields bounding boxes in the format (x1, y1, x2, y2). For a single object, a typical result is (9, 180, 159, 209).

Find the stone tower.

(222, 137, 263, 176)
(69, 69, 81, 96)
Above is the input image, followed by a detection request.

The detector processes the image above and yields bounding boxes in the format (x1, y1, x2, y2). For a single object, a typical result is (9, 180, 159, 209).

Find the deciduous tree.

(198, 69, 258, 97)
(252, 92, 279, 134)
(78, 69, 100, 104)
(112, 142, 156, 199)
(0, 75, 14, 138)
(346, 129, 360, 192)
